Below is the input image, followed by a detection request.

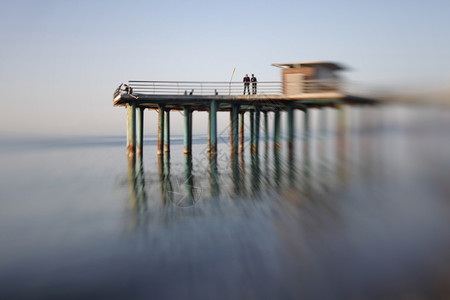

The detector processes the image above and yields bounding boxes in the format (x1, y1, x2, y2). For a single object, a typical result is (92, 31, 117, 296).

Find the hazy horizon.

(1, 0, 449, 137)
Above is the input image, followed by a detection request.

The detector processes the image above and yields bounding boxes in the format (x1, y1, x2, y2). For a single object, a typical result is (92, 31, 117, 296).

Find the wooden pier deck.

(113, 80, 377, 158)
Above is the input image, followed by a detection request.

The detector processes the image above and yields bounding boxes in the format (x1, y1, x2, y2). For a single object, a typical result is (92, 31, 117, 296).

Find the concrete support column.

(287, 104, 294, 153)
(136, 106, 144, 158)
(157, 105, 165, 156)
(126, 102, 136, 157)
(208, 100, 217, 154)
(253, 107, 260, 153)
(274, 109, 281, 151)
(184, 106, 192, 154)
(231, 104, 239, 154)
(239, 112, 245, 154)
(264, 111, 269, 150)
(164, 109, 170, 153)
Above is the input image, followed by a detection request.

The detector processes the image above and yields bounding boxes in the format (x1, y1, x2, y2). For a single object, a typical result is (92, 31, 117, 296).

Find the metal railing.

(128, 81, 282, 96)
(114, 79, 345, 98)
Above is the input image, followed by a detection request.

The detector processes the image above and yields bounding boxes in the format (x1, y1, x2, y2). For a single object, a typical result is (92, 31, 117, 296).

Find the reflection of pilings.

(127, 153, 137, 208)
(136, 156, 147, 211)
(249, 110, 254, 153)
(317, 108, 329, 191)
(209, 153, 220, 198)
(303, 109, 311, 194)
(183, 154, 194, 206)
(231, 104, 239, 154)
(231, 152, 240, 195)
(158, 155, 165, 204)
(264, 111, 269, 150)
(253, 107, 260, 153)
(163, 153, 173, 205)
(127, 152, 147, 222)
(337, 105, 348, 185)
(251, 152, 260, 194)
(303, 109, 310, 140)
(136, 106, 144, 158)
(126, 102, 136, 157)
(164, 109, 170, 153)
(274, 144, 281, 188)
(184, 107, 192, 154)
(274, 109, 281, 152)
(239, 112, 244, 154)
(287, 103, 294, 154)
(157, 104, 165, 156)
(208, 100, 217, 154)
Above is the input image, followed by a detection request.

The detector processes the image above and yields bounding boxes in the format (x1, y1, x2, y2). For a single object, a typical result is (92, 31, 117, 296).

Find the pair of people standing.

(243, 74, 257, 95)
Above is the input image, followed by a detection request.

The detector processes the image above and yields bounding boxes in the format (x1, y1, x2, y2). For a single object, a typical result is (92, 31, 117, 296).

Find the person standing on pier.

(251, 74, 257, 95)
(243, 74, 250, 95)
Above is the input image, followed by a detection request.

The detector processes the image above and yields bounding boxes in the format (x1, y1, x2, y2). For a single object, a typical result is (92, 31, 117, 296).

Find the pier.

(113, 62, 377, 159)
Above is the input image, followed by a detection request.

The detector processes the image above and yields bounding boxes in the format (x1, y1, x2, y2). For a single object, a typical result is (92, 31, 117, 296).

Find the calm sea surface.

(1, 104, 450, 299)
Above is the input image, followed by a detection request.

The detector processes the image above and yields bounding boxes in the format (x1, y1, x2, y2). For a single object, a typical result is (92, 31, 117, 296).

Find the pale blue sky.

(1, 0, 449, 136)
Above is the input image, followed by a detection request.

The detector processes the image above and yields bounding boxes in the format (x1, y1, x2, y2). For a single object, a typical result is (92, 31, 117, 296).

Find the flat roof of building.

(271, 61, 346, 70)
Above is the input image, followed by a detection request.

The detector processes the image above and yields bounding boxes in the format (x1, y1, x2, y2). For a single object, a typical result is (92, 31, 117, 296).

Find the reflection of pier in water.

(124, 106, 377, 212)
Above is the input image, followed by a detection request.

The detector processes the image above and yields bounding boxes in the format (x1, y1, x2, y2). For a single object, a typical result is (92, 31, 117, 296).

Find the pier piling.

(184, 107, 192, 154)
(164, 108, 170, 153)
(254, 107, 260, 153)
(208, 100, 217, 154)
(157, 105, 165, 156)
(126, 102, 136, 157)
(137, 106, 144, 157)
(274, 109, 281, 151)
(287, 104, 294, 153)
(239, 112, 245, 154)
(264, 111, 269, 150)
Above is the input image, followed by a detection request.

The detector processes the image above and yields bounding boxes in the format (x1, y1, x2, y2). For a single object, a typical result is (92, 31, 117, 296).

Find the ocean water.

(1, 104, 450, 299)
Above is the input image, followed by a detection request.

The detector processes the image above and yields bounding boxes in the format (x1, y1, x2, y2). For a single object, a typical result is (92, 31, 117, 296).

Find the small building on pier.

(272, 61, 346, 95)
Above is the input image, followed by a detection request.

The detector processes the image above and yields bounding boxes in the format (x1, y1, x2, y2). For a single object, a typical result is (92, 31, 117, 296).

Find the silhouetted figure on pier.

(251, 74, 257, 94)
(243, 74, 250, 95)
(189, 89, 194, 95)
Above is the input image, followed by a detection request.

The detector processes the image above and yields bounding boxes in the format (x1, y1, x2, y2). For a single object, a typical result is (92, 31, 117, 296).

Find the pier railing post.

(157, 104, 165, 156)
(136, 106, 144, 158)
(127, 101, 136, 157)
(164, 108, 170, 154)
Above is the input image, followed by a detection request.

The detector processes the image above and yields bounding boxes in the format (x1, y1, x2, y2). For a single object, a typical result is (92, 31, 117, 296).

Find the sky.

(0, 0, 449, 137)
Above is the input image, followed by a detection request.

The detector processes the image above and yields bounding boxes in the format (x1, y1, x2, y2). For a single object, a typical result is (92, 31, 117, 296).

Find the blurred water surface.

(1, 104, 450, 299)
